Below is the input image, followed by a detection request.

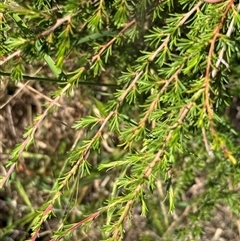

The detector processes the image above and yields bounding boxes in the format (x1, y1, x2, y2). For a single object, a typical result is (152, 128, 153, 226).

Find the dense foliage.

(1, 0, 240, 240)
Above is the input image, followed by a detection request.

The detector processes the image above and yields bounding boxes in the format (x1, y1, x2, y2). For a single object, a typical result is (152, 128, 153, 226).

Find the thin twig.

(140, 68, 181, 126)
(162, 206, 191, 237)
(91, 19, 136, 63)
(0, 66, 47, 109)
(0, 50, 21, 66)
(0, 70, 119, 87)
(118, 71, 143, 103)
(156, 180, 169, 226)
(39, 15, 72, 37)
(204, 0, 234, 123)
(149, 36, 170, 61)
(17, 83, 56, 104)
(6, 105, 17, 137)
(0, 81, 30, 109)
(211, 1, 240, 78)
(202, 127, 214, 159)
(178, 1, 203, 26)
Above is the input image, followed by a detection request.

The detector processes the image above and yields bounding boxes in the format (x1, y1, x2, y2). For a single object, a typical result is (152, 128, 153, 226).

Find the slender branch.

(91, 19, 136, 63)
(162, 206, 191, 237)
(140, 68, 181, 126)
(39, 15, 72, 37)
(0, 80, 30, 109)
(118, 71, 143, 103)
(0, 66, 46, 109)
(0, 71, 119, 87)
(178, 1, 203, 27)
(202, 127, 214, 159)
(67, 211, 100, 232)
(211, 1, 240, 78)
(204, 0, 225, 3)
(204, 0, 234, 123)
(0, 50, 21, 66)
(149, 36, 170, 61)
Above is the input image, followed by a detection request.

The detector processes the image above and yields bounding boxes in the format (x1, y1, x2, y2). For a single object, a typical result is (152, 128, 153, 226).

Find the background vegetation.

(1, 0, 240, 240)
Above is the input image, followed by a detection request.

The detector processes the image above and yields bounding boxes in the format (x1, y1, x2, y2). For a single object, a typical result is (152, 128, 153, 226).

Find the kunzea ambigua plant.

(1, 0, 240, 240)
